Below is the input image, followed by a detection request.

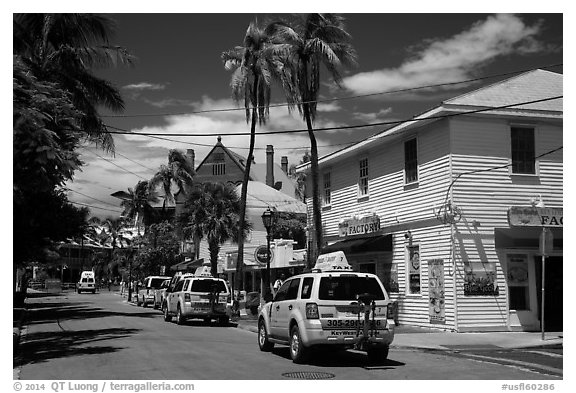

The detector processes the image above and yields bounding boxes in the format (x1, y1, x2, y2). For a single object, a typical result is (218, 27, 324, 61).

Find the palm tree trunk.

(235, 75, 259, 299)
(208, 240, 220, 277)
(303, 102, 323, 268)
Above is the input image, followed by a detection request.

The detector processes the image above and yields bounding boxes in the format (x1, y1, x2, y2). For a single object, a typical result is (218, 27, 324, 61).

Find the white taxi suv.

(136, 275, 171, 307)
(257, 251, 395, 364)
(163, 265, 231, 326)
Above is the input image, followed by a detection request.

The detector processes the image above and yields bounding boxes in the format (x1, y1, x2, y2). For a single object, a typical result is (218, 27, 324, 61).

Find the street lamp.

(261, 207, 277, 300)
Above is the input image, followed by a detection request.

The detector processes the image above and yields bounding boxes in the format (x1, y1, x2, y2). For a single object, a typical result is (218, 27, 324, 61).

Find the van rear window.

(148, 278, 167, 289)
(318, 276, 385, 301)
(190, 279, 227, 293)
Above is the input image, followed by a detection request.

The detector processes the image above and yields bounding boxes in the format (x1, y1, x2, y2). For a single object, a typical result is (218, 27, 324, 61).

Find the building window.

(358, 158, 369, 197)
(507, 254, 530, 310)
(322, 172, 331, 206)
(511, 127, 535, 174)
(404, 138, 418, 184)
(406, 245, 420, 294)
(212, 162, 226, 175)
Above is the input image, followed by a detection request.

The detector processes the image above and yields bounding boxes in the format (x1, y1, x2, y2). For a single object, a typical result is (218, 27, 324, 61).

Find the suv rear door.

(317, 273, 390, 336)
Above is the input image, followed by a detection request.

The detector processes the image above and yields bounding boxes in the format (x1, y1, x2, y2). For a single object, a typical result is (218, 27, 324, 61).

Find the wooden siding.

(449, 117, 563, 330)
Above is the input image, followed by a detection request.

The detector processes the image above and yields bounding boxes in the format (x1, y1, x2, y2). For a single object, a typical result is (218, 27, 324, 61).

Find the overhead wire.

(100, 63, 562, 118)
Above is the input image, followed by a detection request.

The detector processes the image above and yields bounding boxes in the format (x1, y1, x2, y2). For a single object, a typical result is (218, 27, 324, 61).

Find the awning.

(494, 227, 563, 249)
(170, 258, 205, 272)
(322, 234, 393, 254)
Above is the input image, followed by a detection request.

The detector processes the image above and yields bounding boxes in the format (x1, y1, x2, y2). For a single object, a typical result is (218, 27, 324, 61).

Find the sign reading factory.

(338, 214, 381, 237)
(508, 207, 563, 227)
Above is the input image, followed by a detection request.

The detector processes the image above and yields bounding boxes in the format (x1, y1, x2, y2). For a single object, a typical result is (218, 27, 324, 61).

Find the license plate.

(322, 319, 384, 329)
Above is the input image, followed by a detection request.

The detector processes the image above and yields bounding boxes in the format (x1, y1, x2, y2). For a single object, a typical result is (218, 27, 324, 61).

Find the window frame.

(358, 157, 369, 199)
(322, 171, 332, 207)
(404, 137, 419, 185)
(212, 162, 226, 176)
(510, 125, 537, 176)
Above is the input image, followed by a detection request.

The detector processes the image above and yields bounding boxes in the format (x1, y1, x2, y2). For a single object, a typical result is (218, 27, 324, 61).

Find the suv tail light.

(184, 293, 191, 302)
(305, 303, 319, 319)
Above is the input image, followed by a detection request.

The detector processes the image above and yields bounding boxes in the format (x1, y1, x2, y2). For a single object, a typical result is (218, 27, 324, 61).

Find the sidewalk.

(234, 315, 563, 351)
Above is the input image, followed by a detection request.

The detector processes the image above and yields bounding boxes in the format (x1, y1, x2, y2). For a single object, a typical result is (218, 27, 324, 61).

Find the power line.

(81, 148, 148, 180)
(65, 187, 122, 208)
(70, 201, 123, 213)
(100, 63, 562, 118)
(104, 95, 562, 138)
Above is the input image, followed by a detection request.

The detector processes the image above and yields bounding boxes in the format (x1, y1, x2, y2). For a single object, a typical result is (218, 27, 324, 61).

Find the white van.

(77, 271, 96, 294)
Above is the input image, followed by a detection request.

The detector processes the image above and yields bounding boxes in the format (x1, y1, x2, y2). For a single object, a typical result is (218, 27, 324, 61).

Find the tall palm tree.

(268, 14, 357, 265)
(149, 149, 195, 210)
(120, 180, 160, 235)
(178, 182, 250, 277)
(96, 217, 133, 280)
(13, 13, 134, 153)
(222, 21, 296, 295)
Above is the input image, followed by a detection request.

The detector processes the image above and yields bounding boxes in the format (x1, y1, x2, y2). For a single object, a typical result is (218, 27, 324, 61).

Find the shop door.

(534, 256, 563, 331)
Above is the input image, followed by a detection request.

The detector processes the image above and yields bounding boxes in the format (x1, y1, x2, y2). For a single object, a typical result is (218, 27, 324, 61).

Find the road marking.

(524, 350, 563, 358)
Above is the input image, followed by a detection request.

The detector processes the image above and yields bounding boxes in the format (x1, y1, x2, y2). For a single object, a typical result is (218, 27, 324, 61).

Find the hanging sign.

(508, 207, 563, 227)
(338, 214, 381, 237)
(254, 245, 271, 265)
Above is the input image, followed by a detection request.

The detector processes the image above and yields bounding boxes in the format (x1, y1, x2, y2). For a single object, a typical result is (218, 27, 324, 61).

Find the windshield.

(318, 276, 385, 301)
(190, 279, 228, 293)
(148, 278, 168, 289)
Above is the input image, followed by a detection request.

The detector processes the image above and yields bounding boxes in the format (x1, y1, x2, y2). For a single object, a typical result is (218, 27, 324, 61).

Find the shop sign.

(463, 261, 499, 296)
(254, 245, 272, 265)
(338, 214, 381, 237)
(508, 207, 563, 227)
(428, 259, 445, 324)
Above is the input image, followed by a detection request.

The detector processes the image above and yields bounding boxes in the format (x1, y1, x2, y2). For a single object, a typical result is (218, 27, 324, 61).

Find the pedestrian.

(273, 273, 285, 293)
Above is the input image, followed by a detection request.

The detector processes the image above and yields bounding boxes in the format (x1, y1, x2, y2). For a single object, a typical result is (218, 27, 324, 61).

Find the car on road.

(137, 276, 171, 307)
(77, 271, 96, 294)
(163, 265, 231, 326)
(257, 251, 395, 364)
(152, 279, 171, 309)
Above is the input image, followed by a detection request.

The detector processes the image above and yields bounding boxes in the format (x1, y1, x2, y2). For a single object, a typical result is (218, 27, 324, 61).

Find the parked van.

(77, 271, 96, 294)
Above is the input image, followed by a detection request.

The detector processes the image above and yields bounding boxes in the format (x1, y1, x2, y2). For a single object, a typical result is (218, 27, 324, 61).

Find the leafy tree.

(178, 182, 250, 277)
(133, 221, 181, 278)
(272, 212, 307, 249)
(120, 180, 160, 234)
(14, 13, 133, 152)
(149, 149, 195, 209)
(222, 21, 296, 293)
(268, 14, 357, 265)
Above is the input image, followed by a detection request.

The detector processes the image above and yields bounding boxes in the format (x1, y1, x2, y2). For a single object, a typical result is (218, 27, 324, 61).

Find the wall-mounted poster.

(428, 259, 445, 324)
(463, 261, 499, 296)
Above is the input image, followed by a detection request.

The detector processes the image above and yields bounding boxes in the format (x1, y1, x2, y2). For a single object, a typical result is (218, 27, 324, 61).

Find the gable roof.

(195, 136, 248, 173)
(444, 69, 562, 111)
(302, 69, 563, 170)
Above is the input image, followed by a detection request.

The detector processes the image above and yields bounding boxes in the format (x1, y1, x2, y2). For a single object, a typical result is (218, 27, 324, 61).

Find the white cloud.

(352, 107, 393, 123)
(122, 82, 167, 91)
(343, 14, 553, 95)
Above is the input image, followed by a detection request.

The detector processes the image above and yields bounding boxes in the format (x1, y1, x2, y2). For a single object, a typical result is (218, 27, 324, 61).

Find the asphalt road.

(15, 291, 562, 380)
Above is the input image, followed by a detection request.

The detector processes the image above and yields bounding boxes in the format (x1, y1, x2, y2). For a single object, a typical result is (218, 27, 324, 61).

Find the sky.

(12, 6, 564, 219)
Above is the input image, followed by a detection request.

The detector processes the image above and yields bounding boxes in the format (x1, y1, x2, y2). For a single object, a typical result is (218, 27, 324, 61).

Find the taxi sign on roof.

(313, 251, 353, 272)
(194, 263, 213, 277)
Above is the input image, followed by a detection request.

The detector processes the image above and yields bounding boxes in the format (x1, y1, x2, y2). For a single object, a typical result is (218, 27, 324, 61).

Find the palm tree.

(13, 13, 134, 153)
(178, 182, 250, 277)
(222, 21, 296, 295)
(120, 180, 160, 235)
(268, 14, 358, 265)
(149, 149, 195, 210)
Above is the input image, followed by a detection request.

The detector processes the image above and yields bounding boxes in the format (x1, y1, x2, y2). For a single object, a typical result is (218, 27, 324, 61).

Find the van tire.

(175, 305, 184, 325)
(218, 316, 229, 326)
(289, 325, 310, 364)
(258, 320, 274, 352)
(163, 304, 172, 322)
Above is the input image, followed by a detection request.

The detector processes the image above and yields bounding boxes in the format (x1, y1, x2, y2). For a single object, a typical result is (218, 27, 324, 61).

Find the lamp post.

(261, 207, 276, 299)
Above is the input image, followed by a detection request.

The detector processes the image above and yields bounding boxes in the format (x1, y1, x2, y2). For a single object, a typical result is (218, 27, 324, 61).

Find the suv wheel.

(218, 316, 229, 326)
(367, 346, 389, 364)
(163, 304, 172, 322)
(175, 305, 184, 325)
(136, 296, 141, 306)
(258, 320, 274, 352)
(289, 325, 310, 364)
